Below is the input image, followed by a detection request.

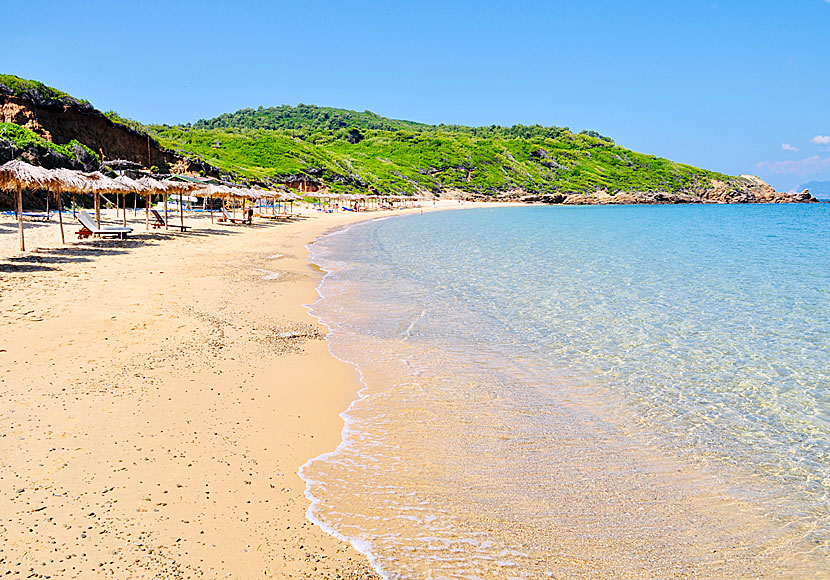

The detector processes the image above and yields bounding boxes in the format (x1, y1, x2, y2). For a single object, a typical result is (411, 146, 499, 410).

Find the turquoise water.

(303, 205, 829, 579)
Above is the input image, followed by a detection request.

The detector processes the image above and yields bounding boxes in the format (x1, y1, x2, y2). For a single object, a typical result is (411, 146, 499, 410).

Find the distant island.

(796, 181, 830, 200)
(0, 73, 817, 204)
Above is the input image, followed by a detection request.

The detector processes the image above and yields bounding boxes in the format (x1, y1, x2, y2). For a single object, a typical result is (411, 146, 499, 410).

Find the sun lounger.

(75, 210, 132, 240)
(253, 209, 292, 221)
(151, 209, 190, 231)
(218, 207, 250, 224)
(22, 212, 51, 222)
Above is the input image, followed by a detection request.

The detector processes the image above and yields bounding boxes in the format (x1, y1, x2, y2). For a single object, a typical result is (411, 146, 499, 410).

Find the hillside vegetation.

(152, 105, 730, 196)
(0, 73, 89, 106)
(0, 122, 99, 169)
(0, 72, 735, 198)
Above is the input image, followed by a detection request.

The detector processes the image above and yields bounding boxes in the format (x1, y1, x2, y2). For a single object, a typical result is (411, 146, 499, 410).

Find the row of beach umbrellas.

(0, 160, 303, 251)
(311, 192, 422, 212)
(314, 193, 415, 201)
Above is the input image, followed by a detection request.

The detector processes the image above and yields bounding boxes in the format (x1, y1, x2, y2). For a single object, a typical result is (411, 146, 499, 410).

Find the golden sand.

(0, 201, 479, 579)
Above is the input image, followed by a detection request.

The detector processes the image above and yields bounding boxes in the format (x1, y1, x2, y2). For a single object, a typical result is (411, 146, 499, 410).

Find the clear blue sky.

(2, 0, 828, 191)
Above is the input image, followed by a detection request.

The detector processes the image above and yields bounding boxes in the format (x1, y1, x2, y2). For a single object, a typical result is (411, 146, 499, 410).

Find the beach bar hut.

(0, 160, 57, 251)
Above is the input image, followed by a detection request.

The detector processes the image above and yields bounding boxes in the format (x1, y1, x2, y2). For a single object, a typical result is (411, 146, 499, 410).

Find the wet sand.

(0, 201, 480, 579)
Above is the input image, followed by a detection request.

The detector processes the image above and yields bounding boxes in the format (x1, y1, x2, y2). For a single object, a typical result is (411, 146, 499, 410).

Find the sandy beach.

(0, 200, 479, 579)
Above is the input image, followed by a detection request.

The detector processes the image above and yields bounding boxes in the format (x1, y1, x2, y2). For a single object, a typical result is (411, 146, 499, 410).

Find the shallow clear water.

(302, 205, 830, 579)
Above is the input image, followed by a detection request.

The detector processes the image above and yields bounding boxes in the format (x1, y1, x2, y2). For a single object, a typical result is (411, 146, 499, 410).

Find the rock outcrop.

(519, 176, 817, 205)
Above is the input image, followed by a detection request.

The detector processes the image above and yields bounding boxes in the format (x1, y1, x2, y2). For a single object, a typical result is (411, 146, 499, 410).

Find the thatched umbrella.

(194, 183, 233, 224)
(0, 160, 56, 251)
(115, 175, 147, 227)
(279, 189, 301, 214)
(164, 180, 199, 231)
(224, 186, 247, 221)
(80, 172, 106, 225)
(137, 176, 170, 230)
(237, 188, 256, 219)
(50, 168, 88, 244)
(81, 172, 130, 227)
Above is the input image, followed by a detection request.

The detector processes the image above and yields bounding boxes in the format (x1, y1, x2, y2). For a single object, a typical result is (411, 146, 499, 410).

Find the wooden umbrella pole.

(95, 192, 100, 227)
(164, 191, 169, 230)
(145, 193, 150, 230)
(123, 191, 127, 227)
(17, 185, 25, 252)
(57, 190, 65, 244)
(180, 189, 185, 232)
(72, 194, 76, 218)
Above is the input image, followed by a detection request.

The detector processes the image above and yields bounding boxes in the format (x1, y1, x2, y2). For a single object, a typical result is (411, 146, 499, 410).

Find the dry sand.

(0, 200, 480, 579)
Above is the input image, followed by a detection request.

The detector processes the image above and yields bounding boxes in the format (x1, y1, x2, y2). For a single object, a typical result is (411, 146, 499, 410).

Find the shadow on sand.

(1, 218, 293, 274)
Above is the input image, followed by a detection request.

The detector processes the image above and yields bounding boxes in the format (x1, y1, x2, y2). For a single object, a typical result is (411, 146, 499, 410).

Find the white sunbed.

(22, 212, 52, 222)
(219, 207, 249, 224)
(75, 210, 133, 240)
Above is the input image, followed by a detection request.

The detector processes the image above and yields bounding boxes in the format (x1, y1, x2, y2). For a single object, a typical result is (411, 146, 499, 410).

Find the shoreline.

(0, 200, 504, 579)
(4, 202, 823, 579)
(291, 205, 829, 579)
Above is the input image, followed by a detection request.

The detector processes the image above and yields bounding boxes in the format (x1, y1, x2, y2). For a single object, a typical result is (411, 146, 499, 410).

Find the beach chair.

(253, 209, 291, 221)
(75, 210, 133, 240)
(151, 209, 190, 231)
(218, 207, 249, 225)
(22, 211, 52, 222)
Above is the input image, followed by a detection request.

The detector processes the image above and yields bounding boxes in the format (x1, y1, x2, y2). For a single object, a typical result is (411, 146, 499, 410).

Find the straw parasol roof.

(50, 168, 88, 194)
(163, 178, 200, 193)
(280, 190, 302, 201)
(0, 160, 56, 191)
(80, 172, 131, 227)
(0, 160, 58, 251)
(196, 183, 233, 203)
(225, 186, 254, 199)
(81, 171, 130, 194)
(48, 168, 90, 245)
(132, 176, 171, 230)
(115, 174, 148, 193)
(270, 191, 292, 202)
(245, 188, 272, 200)
(137, 176, 171, 192)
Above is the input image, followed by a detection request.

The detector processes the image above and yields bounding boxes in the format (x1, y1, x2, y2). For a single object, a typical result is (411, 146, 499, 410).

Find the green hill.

(193, 104, 430, 133)
(0, 72, 740, 199)
(152, 105, 729, 196)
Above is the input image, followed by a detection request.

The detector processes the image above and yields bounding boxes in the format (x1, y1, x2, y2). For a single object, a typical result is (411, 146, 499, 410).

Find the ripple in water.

(302, 205, 830, 579)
